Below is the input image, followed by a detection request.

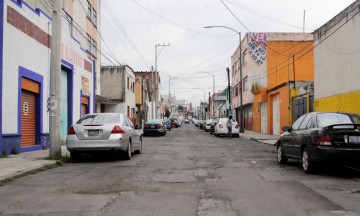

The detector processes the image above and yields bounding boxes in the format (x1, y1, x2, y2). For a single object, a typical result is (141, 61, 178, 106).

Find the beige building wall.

(314, 0, 360, 113)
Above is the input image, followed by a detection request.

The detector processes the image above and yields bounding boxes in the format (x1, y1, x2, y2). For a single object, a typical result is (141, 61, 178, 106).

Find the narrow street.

(1, 124, 360, 215)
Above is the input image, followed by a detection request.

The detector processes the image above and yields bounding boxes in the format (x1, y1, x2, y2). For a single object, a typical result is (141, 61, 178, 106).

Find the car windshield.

(317, 113, 358, 127)
(77, 114, 119, 124)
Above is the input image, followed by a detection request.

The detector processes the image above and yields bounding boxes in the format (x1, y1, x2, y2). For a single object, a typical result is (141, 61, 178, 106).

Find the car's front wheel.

(302, 148, 315, 174)
(277, 144, 288, 164)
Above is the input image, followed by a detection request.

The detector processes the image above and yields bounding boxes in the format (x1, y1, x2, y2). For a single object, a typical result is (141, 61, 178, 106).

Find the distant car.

(198, 120, 205, 129)
(204, 119, 214, 132)
(184, 119, 189, 124)
(214, 118, 240, 137)
(66, 113, 142, 161)
(163, 119, 172, 131)
(277, 112, 360, 173)
(170, 118, 180, 128)
(144, 119, 166, 136)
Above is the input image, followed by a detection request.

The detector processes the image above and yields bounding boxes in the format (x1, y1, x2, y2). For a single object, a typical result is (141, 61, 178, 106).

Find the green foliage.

(0, 150, 8, 158)
(165, 109, 171, 118)
(11, 147, 19, 155)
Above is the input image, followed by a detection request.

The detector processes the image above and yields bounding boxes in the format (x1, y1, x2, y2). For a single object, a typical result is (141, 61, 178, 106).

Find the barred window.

(86, 34, 91, 53)
(87, 1, 92, 18)
(92, 39, 97, 57)
(92, 8, 97, 27)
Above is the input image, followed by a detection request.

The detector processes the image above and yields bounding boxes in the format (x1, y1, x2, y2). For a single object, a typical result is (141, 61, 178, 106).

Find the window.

(87, 1, 92, 18)
(92, 39, 97, 57)
(243, 49, 248, 65)
(243, 76, 248, 91)
(292, 115, 306, 130)
(92, 8, 97, 26)
(235, 84, 238, 97)
(86, 34, 91, 53)
(127, 77, 130, 89)
(127, 106, 130, 117)
(64, 12, 73, 36)
(299, 114, 312, 130)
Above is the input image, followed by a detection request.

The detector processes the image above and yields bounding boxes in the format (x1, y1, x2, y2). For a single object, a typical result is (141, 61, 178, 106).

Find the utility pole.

(49, 0, 62, 157)
(226, 67, 231, 117)
(155, 43, 170, 119)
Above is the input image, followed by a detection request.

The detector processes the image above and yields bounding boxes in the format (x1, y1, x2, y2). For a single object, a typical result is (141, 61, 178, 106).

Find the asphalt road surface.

(1, 123, 360, 215)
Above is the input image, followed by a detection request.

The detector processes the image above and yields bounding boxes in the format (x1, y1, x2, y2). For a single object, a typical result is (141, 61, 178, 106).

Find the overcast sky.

(100, 0, 355, 106)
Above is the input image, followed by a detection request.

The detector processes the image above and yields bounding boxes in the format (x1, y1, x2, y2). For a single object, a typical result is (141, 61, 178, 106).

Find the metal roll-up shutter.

(81, 104, 87, 116)
(81, 96, 89, 116)
(21, 90, 36, 147)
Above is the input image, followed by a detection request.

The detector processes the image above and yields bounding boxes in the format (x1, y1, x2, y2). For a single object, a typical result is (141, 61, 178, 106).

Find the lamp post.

(204, 26, 244, 133)
(196, 71, 215, 119)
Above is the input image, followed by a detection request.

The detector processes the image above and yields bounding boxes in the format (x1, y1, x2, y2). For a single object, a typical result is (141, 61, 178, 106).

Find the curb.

(249, 137, 277, 146)
(0, 161, 63, 186)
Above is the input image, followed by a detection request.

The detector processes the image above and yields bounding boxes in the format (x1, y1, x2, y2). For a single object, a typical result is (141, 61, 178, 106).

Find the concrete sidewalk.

(0, 145, 69, 182)
(0, 131, 278, 184)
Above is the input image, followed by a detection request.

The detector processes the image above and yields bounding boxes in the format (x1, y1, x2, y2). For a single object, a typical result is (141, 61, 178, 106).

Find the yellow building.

(313, 0, 360, 114)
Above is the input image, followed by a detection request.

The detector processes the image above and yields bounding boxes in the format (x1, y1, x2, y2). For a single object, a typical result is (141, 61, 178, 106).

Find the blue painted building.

(0, 0, 100, 154)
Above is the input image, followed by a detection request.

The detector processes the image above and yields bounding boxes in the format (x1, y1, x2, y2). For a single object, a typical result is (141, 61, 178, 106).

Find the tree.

(165, 105, 171, 118)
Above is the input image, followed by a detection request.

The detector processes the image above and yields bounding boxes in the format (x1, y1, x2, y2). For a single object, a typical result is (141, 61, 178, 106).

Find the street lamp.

(204, 25, 244, 133)
(196, 71, 215, 119)
(154, 43, 170, 119)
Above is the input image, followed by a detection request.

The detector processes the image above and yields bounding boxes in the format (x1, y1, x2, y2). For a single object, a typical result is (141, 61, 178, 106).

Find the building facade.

(314, 0, 360, 114)
(100, 65, 137, 123)
(1, 0, 100, 154)
(135, 71, 160, 119)
(231, 32, 314, 135)
(135, 73, 150, 125)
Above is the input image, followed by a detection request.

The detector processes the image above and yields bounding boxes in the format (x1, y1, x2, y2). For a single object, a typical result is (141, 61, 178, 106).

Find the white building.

(99, 65, 137, 123)
(0, 0, 100, 154)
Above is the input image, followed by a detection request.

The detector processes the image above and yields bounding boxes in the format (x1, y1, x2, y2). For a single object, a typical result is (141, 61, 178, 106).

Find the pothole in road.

(198, 198, 237, 216)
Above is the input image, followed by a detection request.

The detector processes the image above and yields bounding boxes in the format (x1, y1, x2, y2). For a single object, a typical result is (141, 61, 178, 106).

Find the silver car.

(66, 113, 142, 160)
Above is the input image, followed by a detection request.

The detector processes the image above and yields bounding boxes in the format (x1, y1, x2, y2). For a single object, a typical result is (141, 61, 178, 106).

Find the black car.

(276, 112, 360, 173)
(144, 119, 166, 136)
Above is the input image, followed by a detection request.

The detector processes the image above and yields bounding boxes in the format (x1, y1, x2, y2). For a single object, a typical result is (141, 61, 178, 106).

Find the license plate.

(349, 136, 360, 144)
(88, 130, 99, 136)
(150, 126, 155, 128)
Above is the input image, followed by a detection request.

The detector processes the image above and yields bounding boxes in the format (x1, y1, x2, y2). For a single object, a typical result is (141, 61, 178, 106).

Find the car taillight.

(111, 125, 125, 134)
(144, 125, 149, 129)
(219, 124, 223, 128)
(67, 126, 75, 135)
(316, 135, 332, 145)
(235, 124, 239, 129)
(156, 125, 163, 129)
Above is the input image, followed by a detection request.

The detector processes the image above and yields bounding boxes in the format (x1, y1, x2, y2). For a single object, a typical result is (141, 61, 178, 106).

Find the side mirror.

(282, 126, 290, 132)
(135, 125, 142, 129)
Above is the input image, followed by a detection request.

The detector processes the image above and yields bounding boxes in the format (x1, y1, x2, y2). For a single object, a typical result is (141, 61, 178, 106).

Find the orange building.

(232, 33, 314, 135)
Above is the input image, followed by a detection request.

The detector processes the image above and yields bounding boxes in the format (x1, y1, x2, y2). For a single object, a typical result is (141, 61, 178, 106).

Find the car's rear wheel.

(135, 138, 143, 154)
(302, 148, 315, 174)
(123, 141, 132, 160)
(277, 144, 288, 164)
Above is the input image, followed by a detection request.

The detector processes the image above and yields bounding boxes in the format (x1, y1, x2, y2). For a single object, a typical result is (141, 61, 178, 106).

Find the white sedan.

(214, 118, 240, 137)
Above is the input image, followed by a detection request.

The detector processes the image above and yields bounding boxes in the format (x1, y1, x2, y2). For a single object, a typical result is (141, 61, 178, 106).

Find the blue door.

(60, 70, 68, 144)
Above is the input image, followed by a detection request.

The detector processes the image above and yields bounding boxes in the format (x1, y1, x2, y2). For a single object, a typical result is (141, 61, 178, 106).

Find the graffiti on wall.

(248, 33, 267, 65)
